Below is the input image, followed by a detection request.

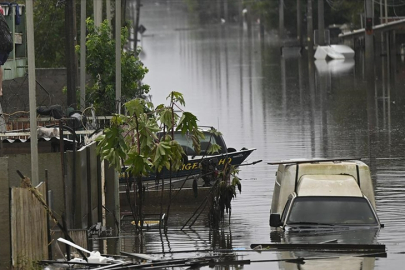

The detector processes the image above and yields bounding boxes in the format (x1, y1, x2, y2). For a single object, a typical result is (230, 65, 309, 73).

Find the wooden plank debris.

(250, 243, 386, 252)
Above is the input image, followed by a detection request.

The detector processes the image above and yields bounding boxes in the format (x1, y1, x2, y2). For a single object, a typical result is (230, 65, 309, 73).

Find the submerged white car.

(269, 158, 383, 230)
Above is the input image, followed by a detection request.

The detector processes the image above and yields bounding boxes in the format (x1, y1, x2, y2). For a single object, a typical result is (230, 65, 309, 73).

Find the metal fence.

(0, 115, 112, 144)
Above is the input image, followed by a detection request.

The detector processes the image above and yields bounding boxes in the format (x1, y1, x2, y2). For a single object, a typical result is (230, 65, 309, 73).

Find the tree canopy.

(75, 18, 149, 115)
(16, 0, 405, 67)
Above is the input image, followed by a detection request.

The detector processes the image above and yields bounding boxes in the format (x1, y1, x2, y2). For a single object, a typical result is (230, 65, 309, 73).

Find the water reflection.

(269, 228, 381, 270)
(314, 59, 355, 75)
(280, 228, 380, 245)
(277, 254, 376, 270)
(128, 1, 405, 269)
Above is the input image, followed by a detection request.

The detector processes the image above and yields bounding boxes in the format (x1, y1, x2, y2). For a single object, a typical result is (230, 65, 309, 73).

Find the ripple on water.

(374, 162, 405, 255)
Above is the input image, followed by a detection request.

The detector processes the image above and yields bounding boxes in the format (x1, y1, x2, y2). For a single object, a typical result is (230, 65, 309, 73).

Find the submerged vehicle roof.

(296, 175, 363, 197)
(269, 158, 376, 214)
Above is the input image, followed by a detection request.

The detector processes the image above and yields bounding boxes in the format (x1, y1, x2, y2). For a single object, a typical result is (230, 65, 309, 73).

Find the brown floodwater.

(117, 1, 405, 269)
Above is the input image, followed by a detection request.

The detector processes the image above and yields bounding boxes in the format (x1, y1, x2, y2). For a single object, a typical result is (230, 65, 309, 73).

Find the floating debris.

(250, 243, 386, 253)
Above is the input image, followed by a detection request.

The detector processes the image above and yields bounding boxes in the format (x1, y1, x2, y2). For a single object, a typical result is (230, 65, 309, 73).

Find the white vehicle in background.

(268, 158, 383, 231)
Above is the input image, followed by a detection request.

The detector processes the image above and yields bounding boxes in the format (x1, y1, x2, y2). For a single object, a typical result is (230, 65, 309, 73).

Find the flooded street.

(122, 1, 405, 269)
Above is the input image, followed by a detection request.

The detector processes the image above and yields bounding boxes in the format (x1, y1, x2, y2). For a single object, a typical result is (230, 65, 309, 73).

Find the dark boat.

(146, 147, 256, 181)
(120, 127, 256, 184)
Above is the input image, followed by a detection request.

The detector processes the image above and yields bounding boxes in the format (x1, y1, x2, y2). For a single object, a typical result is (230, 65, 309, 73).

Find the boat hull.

(120, 148, 255, 183)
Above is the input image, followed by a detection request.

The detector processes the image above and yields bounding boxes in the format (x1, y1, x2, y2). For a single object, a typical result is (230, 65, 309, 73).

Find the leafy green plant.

(19, 0, 93, 68)
(206, 128, 222, 154)
(96, 91, 204, 230)
(209, 163, 241, 228)
(76, 18, 150, 115)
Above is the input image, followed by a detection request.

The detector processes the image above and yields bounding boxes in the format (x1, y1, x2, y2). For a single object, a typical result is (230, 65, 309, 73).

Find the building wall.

(0, 157, 11, 268)
(6, 152, 65, 215)
(65, 143, 102, 229)
(0, 144, 119, 264)
(2, 68, 91, 114)
(0, 154, 57, 268)
(104, 160, 120, 254)
(88, 143, 101, 228)
(2, 69, 69, 113)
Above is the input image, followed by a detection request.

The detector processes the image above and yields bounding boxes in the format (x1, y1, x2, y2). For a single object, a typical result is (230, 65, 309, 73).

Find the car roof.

(296, 175, 363, 197)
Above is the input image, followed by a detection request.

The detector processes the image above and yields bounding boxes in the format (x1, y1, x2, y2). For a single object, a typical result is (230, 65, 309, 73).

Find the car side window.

(281, 196, 293, 222)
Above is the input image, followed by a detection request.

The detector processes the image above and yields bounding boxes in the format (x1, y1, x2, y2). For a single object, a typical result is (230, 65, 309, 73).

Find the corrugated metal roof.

(1, 136, 74, 144)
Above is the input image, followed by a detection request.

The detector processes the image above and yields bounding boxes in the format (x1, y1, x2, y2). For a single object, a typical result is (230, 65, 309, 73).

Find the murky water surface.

(121, 1, 405, 269)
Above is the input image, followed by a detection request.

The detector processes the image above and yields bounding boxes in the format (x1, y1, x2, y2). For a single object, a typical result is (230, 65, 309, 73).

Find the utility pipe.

(26, 0, 39, 185)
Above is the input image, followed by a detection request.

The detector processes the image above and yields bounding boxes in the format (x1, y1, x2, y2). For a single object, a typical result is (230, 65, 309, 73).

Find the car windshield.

(286, 196, 378, 226)
(172, 131, 226, 155)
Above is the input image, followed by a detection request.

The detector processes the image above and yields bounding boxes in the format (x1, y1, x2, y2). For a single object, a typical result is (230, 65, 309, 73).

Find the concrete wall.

(0, 143, 119, 264)
(0, 157, 11, 268)
(0, 153, 62, 268)
(2, 68, 91, 114)
(2, 69, 69, 113)
(104, 160, 121, 254)
(65, 142, 102, 230)
(7, 152, 65, 215)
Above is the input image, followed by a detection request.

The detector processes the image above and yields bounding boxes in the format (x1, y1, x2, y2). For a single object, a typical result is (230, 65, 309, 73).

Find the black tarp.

(0, 12, 13, 54)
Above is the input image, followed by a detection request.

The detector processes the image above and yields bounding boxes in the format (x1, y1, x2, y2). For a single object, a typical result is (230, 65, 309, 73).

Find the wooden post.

(318, 0, 325, 45)
(307, 0, 314, 55)
(297, 0, 302, 46)
(239, 0, 243, 27)
(134, 0, 141, 50)
(365, 0, 374, 69)
(365, 0, 376, 145)
(224, 0, 228, 22)
(45, 170, 52, 259)
(59, 120, 68, 227)
(279, 0, 284, 39)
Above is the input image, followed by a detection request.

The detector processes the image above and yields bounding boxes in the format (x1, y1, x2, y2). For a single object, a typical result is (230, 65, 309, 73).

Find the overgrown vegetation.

(76, 18, 150, 115)
(11, 0, 405, 68)
(20, 0, 92, 67)
(245, 0, 365, 36)
(96, 91, 242, 229)
(184, 0, 401, 37)
(96, 92, 204, 229)
(209, 163, 241, 228)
